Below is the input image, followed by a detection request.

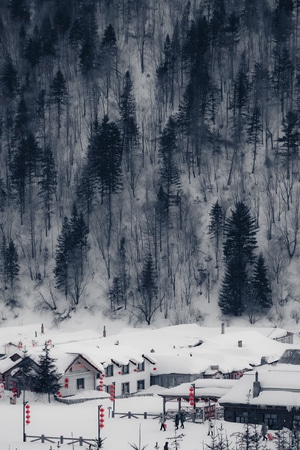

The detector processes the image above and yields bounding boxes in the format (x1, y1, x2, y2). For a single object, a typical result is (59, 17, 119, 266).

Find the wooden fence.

(25, 433, 98, 447)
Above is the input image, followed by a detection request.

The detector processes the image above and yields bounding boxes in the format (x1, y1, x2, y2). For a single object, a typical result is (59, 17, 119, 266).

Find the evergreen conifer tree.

(50, 70, 68, 137)
(138, 252, 159, 325)
(33, 344, 61, 403)
(251, 253, 272, 310)
(209, 200, 224, 272)
(219, 202, 258, 316)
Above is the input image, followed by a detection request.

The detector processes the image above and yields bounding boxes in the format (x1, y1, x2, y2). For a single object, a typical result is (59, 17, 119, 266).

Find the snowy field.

(0, 392, 279, 450)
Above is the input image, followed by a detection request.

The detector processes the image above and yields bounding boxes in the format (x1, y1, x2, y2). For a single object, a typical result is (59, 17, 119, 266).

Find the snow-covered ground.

(0, 312, 299, 449)
(0, 391, 279, 450)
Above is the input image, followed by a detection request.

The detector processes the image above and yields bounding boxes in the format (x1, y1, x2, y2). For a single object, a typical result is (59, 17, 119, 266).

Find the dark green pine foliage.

(159, 116, 181, 214)
(278, 110, 299, 180)
(119, 71, 139, 173)
(2, 237, 19, 290)
(14, 96, 30, 141)
(219, 202, 258, 316)
(88, 116, 122, 202)
(109, 276, 123, 311)
(54, 216, 70, 298)
(40, 16, 57, 58)
(5, 239, 19, 289)
(232, 52, 250, 143)
(10, 133, 41, 223)
(100, 24, 118, 99)
(140, 252, 159, 325)
(247, 103, 262, 174)
(251, 253, 272, 310)
(33, 344, 61, 403)
(54, 0, 72, 35)
(24, 26, 42, 67)
(8, 0, 30, 22)
(272, 47, 294, 115)
(50, 70, 68, 137)
(54, 205, 89, 305)
(0, 177, 7, 212)
(1, 57, 19, 98)
(79, 4, 98, 75)
(223, 202, 258, 264)
(209, 200, 224, 271)
(272, 0, 294, 45)
(38, 146, 57, 235)
(219, 255, 248, 316)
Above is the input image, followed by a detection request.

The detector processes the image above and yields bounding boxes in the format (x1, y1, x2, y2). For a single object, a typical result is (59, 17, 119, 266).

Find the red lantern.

(153, 367, 157, 371)
(99, 407, 105, 428)
(64, 378, 69, 388)
(25, 404, 30, 424)
(109, 384, 115, 402)
(189, 386, 195, 406)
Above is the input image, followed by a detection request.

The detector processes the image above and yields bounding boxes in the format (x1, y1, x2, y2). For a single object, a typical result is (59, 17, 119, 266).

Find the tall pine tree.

(33, 344, 61, 403)
(219, 202, 258, 316)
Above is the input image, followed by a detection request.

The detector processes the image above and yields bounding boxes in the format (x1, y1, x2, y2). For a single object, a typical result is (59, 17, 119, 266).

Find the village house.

(219, 350, 300, 430)
(0, 323, 295, 402)
(0, 351, 40, 396)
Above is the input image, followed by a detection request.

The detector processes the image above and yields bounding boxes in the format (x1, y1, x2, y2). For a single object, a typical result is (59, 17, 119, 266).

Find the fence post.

(144, 412, 147, 419)
(60, 435, 64, 443)
(128, 411, 131, 419)
(41, 434, 45, 443)
(79, 436, 83, 446)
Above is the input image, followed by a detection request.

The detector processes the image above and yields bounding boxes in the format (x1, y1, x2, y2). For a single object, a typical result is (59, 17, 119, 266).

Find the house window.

(105, 365, 114, 377)
(137, 379, 145, 391)
(264, 413, 278, 428)
(122, 364, 129, 374)
(77, 378, 85, 390)
(122, 382, 130, 395)
(235, 411, 248, 423)
(137, 362, 145, 372)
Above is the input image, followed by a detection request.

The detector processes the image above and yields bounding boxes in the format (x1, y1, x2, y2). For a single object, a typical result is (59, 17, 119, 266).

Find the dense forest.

(0, 0, 300, 326)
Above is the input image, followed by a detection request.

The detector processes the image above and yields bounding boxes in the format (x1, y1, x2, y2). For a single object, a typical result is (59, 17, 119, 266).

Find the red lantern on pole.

(64, 377, 69, 388)
(99, 407, 105, 428)
(109, 384, 115, 402)
(189, 386, 195, 406)
(25, 404, 31, 425)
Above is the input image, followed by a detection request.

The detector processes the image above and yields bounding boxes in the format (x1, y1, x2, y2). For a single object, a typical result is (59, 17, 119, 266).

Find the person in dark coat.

(164, 442, 169, 450)
(179, 411, 185, 429)
(174, 414, 180, 430)
(261, 422, 268, 441)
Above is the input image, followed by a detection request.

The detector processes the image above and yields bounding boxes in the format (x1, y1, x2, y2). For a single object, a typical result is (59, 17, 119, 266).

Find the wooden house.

(219, 358, 300, 430)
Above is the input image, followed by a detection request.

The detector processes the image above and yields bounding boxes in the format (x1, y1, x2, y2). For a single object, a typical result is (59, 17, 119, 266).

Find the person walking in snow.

(174, 414, 180, 430)
(261, 422, 268, 441)
(207, 418, 214, 436)
(159, 413, 166, 431)
(164, 442, 169, 450)
(179, 411, 185, 429)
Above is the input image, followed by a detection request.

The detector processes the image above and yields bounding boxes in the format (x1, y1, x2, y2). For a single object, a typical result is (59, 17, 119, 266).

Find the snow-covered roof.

(158, 379, 236, 399)
(0, 352, 23, 374)
(219, 363, 300, 408)
(0, 323, 296, 378)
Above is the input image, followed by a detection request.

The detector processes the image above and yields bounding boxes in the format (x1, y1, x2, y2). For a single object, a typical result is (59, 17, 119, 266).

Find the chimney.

(253, 371, 261, 398)
(103, 326, 106, 337)
(238, 340, 242, 347)
(221, 322, 225, 334)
